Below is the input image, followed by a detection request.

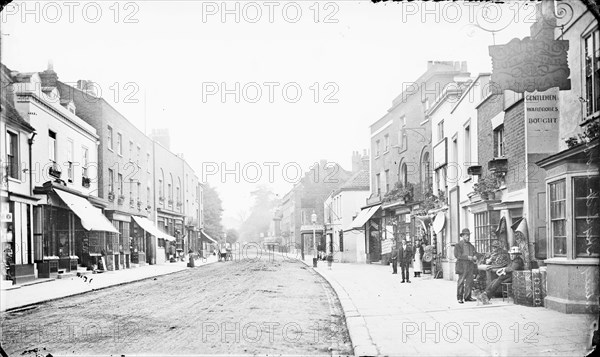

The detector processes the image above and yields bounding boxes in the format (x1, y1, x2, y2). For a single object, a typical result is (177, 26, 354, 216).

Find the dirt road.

(1, 255, 353, 356)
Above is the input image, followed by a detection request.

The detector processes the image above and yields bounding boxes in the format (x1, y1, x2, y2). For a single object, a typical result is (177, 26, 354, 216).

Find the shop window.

(474, 211, 501, 253)
(549, 180, 567, 256)
(584, 29, 600, 116)
(574, 177, 599, 257)
(439, 229, 446, 259)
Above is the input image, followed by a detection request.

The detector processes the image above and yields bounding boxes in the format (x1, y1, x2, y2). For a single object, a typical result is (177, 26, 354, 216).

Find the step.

(1, 280, 18, 290)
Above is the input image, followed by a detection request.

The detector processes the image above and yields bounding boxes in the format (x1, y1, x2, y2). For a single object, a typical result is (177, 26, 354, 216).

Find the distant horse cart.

(217, 245, 233, 261)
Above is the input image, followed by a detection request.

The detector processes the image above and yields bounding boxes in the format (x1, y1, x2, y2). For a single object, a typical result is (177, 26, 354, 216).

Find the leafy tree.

(238, 185, 279, 242)
(225, 228, 239, 244)
(203, 184, 223, 239)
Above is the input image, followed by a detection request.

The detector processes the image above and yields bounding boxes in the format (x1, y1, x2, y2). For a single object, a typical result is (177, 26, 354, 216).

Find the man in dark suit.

(391, 241, 399, 274)
(454, 228, 478, 303)
(399, 239, 413, 283)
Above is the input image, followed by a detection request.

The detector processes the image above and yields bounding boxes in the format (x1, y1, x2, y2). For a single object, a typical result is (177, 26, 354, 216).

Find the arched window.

(421, 152, 431, 193)
(399, 162, 408, 187)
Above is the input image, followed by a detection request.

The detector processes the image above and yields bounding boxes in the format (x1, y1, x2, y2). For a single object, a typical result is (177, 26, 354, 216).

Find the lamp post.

(311, 211, 317, 268)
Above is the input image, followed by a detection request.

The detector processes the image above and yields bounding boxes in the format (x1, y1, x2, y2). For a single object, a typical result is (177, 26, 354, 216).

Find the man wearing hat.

(454, 228, 478, 303)
(481, 246, 525, 302)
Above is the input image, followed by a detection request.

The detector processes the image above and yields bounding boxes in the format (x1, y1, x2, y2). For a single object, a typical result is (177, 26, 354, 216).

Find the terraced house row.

(0, 62, 211, 287)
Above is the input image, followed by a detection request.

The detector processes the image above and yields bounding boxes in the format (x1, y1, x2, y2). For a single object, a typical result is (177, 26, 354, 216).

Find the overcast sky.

(2, 1, 534, 227)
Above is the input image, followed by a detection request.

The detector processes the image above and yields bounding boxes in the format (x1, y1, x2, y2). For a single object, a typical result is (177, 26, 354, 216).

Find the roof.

(340, 169, 369, 191)
(330, 169, 370, 198)
(0, 91, 35, 133)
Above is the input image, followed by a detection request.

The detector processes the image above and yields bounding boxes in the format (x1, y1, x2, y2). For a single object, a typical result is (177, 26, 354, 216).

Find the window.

(385, 169, 390, 193)
(474, 211, 501, 253)
(401, 115, 406, 127)
(6, 131, 18, 179)
(384, 134, 389, 152)
(147, 153, 151, 172)
(108, 169, 114, 194)
(118, 173, 123, 197)
(549, 180, 567, 256)
(158, 179, 163, 201)
(375, 173, 381, 196)
(375, 140, 381, 156)
(400, 163, 408, 186)
(439, 229, 447, 258)
(168, 183, 172, 204)
(421, 152, 430, 193)
(49, 130, 56, 162)
(137, 182, 141, 202)
(147, 186, 151, 204)
(107, 126, 113, 150)
(136, 146, 141, 165)
(82, 146, 89, 178)
(464, 125, 471, 166)
(400, 129, 407, 150)
(494, 125, 505, 157)
(67, 138, 74, 182)
(584, 29, 600, 116)
(129, 141, 134, 160)
(116, 133, 123, 155)
(437, 120, 444, 142)
(573, 177, 599, 257)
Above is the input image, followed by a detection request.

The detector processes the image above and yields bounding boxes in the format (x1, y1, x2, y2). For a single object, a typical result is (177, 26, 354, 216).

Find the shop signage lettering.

(525, 88, 560, 154)
(489, 37, 570, 93)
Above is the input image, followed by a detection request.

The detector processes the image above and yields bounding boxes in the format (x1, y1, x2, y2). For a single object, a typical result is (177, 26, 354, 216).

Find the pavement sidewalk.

(0, 255, 218, 312)
(304, 257, 597, 357)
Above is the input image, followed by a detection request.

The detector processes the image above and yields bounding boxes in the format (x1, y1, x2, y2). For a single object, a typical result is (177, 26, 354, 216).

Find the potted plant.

(473, 174, 501, 200)
(384, 182, 414, 204)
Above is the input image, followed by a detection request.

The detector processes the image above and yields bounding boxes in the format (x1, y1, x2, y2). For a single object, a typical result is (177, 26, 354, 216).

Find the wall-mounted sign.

(1, 212, 12, 222)
(525, 88, 560, 154)
(489, 37, 570, 93)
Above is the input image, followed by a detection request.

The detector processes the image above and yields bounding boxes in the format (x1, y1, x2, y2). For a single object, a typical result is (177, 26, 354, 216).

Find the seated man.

(480, 246, 524, 303)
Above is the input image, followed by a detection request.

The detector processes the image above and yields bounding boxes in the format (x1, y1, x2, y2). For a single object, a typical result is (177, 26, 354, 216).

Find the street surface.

(1, 254, 352, 356)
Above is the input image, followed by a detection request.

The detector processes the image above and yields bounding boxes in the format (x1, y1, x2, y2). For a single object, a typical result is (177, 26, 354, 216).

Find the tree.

(238, 185, 279, 243)
(225, 228, 239, 244)
(203, 184, 223, 240)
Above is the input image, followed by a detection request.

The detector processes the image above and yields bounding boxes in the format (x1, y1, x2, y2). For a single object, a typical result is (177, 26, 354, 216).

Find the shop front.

(537, 139, 599, 313)
(33, 183, 119, 277)
(2, 192, 38, 285)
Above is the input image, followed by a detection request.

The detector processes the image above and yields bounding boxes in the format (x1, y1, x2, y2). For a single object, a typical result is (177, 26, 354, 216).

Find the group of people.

(390, 238, 426, 283)
(454, 228, 524, 304)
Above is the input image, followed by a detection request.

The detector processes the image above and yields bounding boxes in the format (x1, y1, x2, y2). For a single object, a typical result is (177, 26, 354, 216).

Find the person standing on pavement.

(399, 239, 413, 283)
(454, 228, 478, 303)
(413, 239, 424, 278)
(391, 241, 399, 274)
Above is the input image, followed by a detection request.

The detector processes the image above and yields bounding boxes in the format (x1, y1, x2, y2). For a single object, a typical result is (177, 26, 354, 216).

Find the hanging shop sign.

(489, 36, 570, 93)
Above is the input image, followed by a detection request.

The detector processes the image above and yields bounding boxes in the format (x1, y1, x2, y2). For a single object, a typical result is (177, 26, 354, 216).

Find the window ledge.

(7, 177, 21, 184)
(107, 148, 114, 153)
(463, 176, 472, 183)
(544, 257, 600, 265)
(383, 150, 390, 155)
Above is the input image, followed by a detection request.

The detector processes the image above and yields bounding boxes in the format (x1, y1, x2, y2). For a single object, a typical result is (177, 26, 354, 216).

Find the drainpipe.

(27, 132, 37, 196)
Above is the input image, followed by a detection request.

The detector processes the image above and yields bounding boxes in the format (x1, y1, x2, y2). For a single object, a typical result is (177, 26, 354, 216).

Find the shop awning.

(131, 215, 176, 241)
(346, 205, 381, 230)
(200, 230, 218, 244)
(55, 189, 119, 234)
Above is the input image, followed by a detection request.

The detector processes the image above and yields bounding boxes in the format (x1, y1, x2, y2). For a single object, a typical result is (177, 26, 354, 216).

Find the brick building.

(364, 61, 470, 264)
(278, 160, 351, 258)
(56, 79, 159, 269)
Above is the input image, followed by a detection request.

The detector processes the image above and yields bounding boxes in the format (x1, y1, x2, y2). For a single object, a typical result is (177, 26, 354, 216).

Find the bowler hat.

(460, 228, 471, 236)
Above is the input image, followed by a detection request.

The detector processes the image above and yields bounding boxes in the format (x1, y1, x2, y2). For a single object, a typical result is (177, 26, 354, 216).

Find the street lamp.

(311, 210, 317, 268)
